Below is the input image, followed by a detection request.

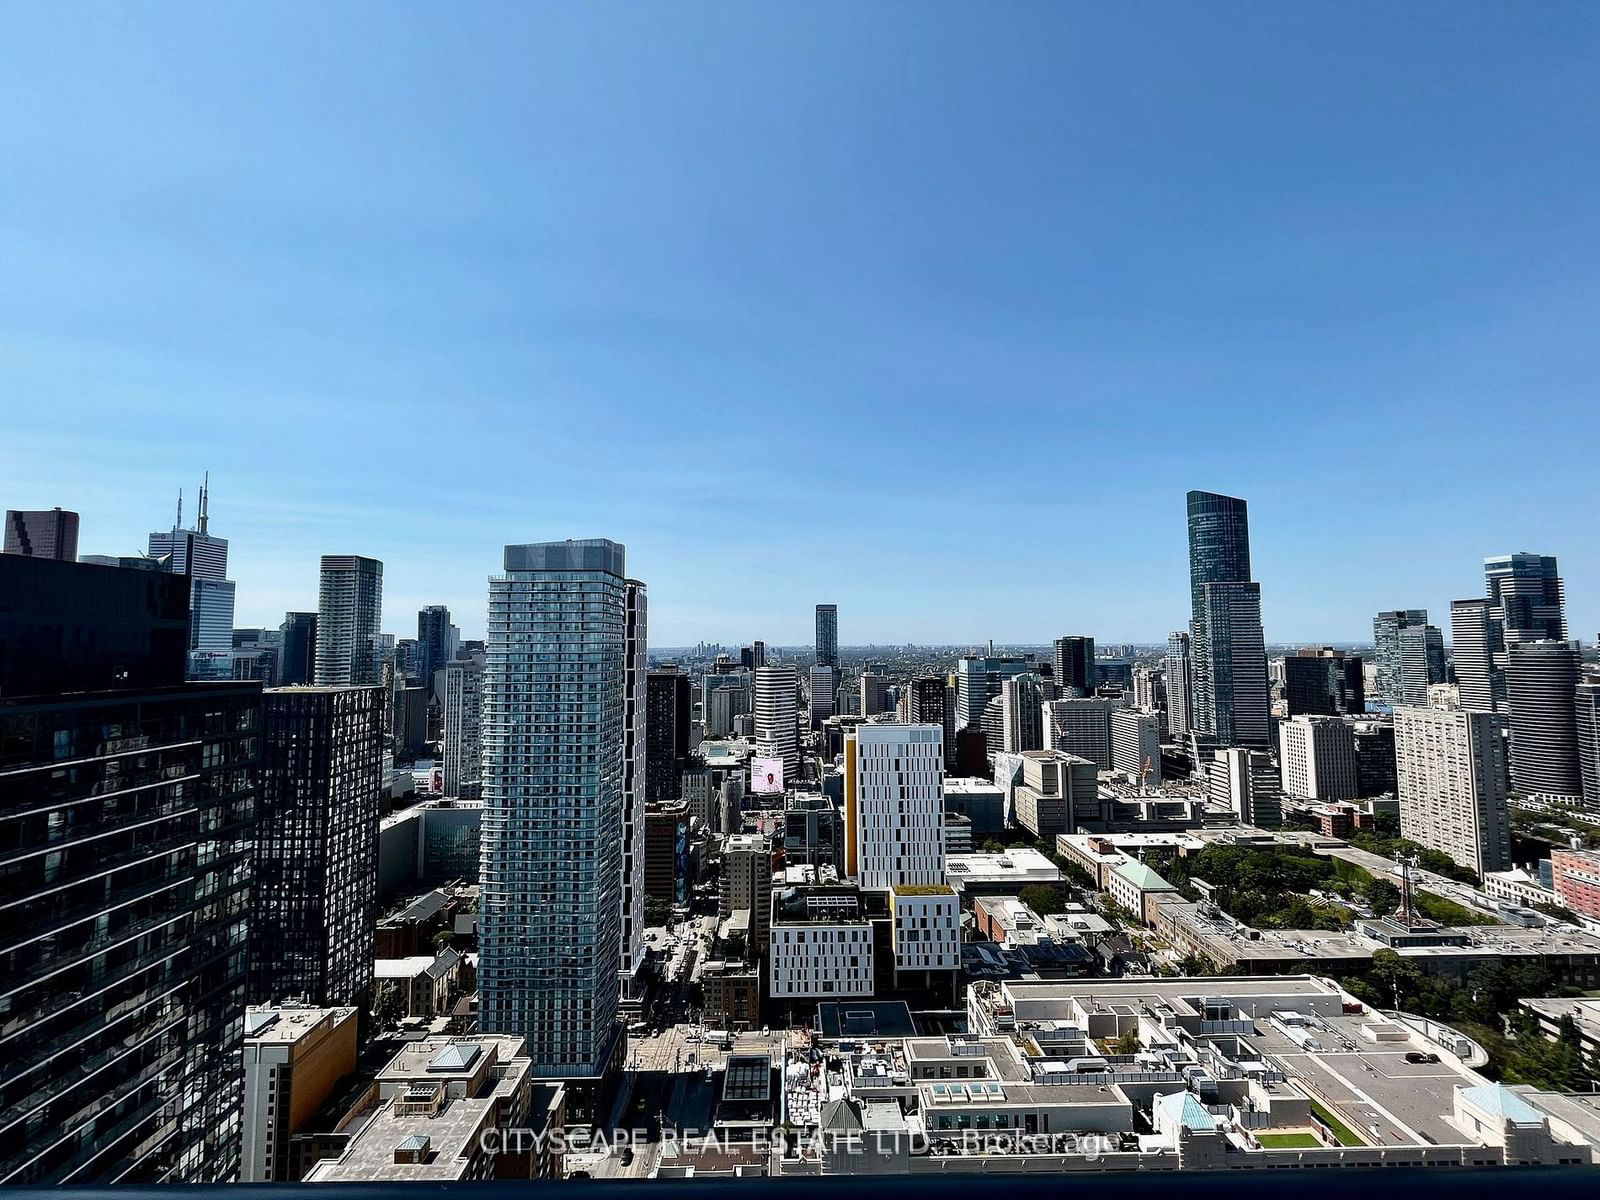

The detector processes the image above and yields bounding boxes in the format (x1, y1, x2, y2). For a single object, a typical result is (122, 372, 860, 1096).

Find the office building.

(1451, 597, 1498, 712)
(808, 663, 837, 728)
(1395, 705, 1511, 875)
(252, 685, 384, 1009)
(1578, 682, 1600, 812)
(703, 671, 752, 738)
(1186, 490, 1270, 749)
(740, 641, 767, 671)
(1398, 623, 1447, 706)
(1164, 631, 1192, 736)
(1282, 647, 1365, 717)
(0, 555, 259, 1184)
(1000, 672, 1051, 753)
(906, 675, 956, 765)
(859, 671, 890, 717)
(1011, 749, 1098, 838)
(1550, 850, 1600, 922)
(621, 578, 648, 988)
(643, 799, 689, 905)
(240, 1005, 359, 1183)
(441, 657, 483, 798)
(148, 481, 236, 658)
(315, 555, 383, 685)
(645, 666, 691, 806)
(722, 833, 774, 952)
(3, 506, 78, 559)
(815, 603, 838, 669)
(1279, 715, 1358, 802)
(1052, 635, 1095, 697)
(754, 664, 800, 777)
(1042, 697, 1115, 769)
(480, 540, 632, 1079)
(1110, 707, 1162, 783)
(1373, 610, 1429, 705)
(278, 612, 317, 686)
(1352, 719, 1398, 798)
(844, 723, 945, 889)
(1206, 747, 1281, 827)
(1486, 552, 1566, 647)
(1131, 664, 1164, 715)
(416, 604, 452, 692)
(1505, 641, 1582, 805)
(955, 654, 1028, 729)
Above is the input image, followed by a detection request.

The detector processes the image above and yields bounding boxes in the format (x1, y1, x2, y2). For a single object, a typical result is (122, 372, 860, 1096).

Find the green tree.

(371, 980, 405, 1027)
(1362, 878, 1402, 916)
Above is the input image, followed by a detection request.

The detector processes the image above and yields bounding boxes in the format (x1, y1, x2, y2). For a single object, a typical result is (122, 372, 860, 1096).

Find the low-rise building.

(944, 848, 1061, 897)
(768, 887, 875, 999)
(242, 1005, 360, 1182)
(1552, 849, 1600, 921)
(374, 948, 463, 1018)
(1106, 859, 1179, 924)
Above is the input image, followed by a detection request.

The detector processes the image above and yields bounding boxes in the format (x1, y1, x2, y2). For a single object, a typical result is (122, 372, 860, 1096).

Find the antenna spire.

(197, 472, 210, 535)
(176, 488, 183, 530)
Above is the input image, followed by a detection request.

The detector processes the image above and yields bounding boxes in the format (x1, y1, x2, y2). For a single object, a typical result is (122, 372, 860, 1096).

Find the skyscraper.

(1052, 635, 1095, 697)
(148, 480, 236, 659)
(1164, 631, 1192, 735)
(1397, 623, 1447, 706)
(907, 675, 955, 765)
(1282, 648, 1365, 716)
(1577, 681, 1600, 812)
(1279, 715, 1358, 801)
(754, 664, 800, 778)
(1372, 610, 1429, 705)
(844, 723, 946, 888)
(0, 555, 259, 1184)
(441, 656, 484, 798)
(315, 555, 383, 685)
(859, 671, 890, 716)
(251, 685, 385, 1009)
(1186, 490, 1269, 748)
(621, 578, 648, 992)
(279, 611, 318, 685)
(416, 604, 453, 691)
(3, 506, 79, 559)
(1110, 707, 1162, 783)
(1450, 597, 1497, 712)
(1042, 697, 1116, 769)
(645, 666, 691, 806)
(1505, 641, 1582, 805)
(815, 603, 838, 669)
(1451, 553, 1568, 714)
(480, 539, 631, 1079)
(954, 654, 1029, 729)
(808, 663, 836, 728)
(1000, 672, 1051, 752)
(1395, 705, 1510, 875)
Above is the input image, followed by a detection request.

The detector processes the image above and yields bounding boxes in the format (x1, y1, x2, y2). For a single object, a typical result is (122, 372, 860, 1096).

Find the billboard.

(750, 756, 784, 795)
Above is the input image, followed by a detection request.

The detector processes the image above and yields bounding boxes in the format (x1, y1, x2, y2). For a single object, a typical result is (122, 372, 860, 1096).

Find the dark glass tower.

(0, 555, 259, 1184)
(250, 685, 384, 1009)
(1186, 490, 1270, 748)
(1052, 635, 1095, 697)
(815, 603, 838, 669)
(277, 611, 318, 686)
(645, 667, 691, 806)
(415, 604, 452, 690)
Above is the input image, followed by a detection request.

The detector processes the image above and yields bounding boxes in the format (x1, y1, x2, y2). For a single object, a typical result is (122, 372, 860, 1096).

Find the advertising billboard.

(750, 756, 784, 795)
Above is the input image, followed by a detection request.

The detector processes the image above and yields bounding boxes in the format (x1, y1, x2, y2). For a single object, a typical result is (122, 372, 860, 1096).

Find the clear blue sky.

(3, 3, 1596, 646)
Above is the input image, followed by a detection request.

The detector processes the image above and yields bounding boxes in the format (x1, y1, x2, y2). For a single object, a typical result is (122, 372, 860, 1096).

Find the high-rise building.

(315, 555, 383, 686)
(721, 833, 773, 951)
(955, 654, 1029, 729)
(1352, 719, 1398, 799)
(149, 480, 236, 658)
(859, 671, 890, 717)
(1000, 672, 1052, 753)
(703, 671, 752, 738)
(1041, 697, 1116, 769)
(1505, 641, 1582, 805)
(1164, 631, 1192, 736)
(1052, 635, 1095, 697)
(280, 620, 320, 684)
(1397, 623, 1447, 706)
(753, 666, 799, 778)
(3, 506, 79, 559)
(1278, 715, 1358, 801)
(251, 686, 384, 1009)
(815, 603, 838, 669)
(1372, 610, 1429, 705)
(844, 724, 945, 888)
(1186, 490, 1269, 748)
(1450, 597, 1498, 712)
(645, 667, 691, 806)
(480, 540, 633, 1080)
(442, 657, 484, 798)
(1110, 707, 1162, 783)
(1282, 647, 1365, 716)
(416, 604, 453, 693)
(808, 663, 837, 729)
(740, 641, 767, 671)
(907, 675, 956, 766)
(1578, 682, 1600, 813)
(1131, 664, 1165, 716)
(1394, 705, 1510, 875)
(1207, 747, 1281, 827)
(621, 579, 648, 989)
(0, 555, 259, 1184)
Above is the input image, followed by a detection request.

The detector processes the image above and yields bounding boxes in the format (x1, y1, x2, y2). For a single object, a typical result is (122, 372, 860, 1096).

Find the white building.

(754, 664, 800, 777)
(767, 893, 874, 999)
(315, 554, 384, 685)
(889, 884, 960, 974)
(1395, 705, 1511, 876)
(1110, 708, 1162, 783)
(441, 658, 483, 799)
(1278, 714, 1357, 801)
(845, 723, 946, 890)
(1207, 747, 1281, 826)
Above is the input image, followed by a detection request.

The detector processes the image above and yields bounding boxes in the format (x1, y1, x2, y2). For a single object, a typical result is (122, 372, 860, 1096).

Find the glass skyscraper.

(479, 539, 633, 1080)
(815, 603, 838, 669)
(1186, 490, 1270, 749)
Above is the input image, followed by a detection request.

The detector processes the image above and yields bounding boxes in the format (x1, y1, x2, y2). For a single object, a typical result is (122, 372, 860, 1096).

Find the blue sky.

(3, 3, 1596, 646)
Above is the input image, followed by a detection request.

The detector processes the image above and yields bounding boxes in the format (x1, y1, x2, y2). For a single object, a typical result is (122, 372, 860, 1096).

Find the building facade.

(314, 555, 384, 686)
(3, 506, 79, 559)
(754, 664, 800, 778)
(479, 540, 631, 1079)
(441, 657, 484, 799)
(1504, 641, 1582, 805)
(1052, 635, 1095, 697)
(1279, 714, 1358, 802)
(1373, 609, 1429, 706)
(1186, 490, 1269, 749)
(845, 724, 946, 889)
(815, 603, 839, 669)
(1394, 705, 1511, 876)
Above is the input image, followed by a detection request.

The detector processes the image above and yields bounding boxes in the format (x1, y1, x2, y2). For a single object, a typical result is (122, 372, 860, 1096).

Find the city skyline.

(4, 7, 1597, 645)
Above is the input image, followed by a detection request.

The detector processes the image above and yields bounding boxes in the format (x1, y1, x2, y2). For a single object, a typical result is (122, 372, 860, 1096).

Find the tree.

(1019, 884, 1067, 916)
(1362, 878, 1402, 916)
(433, 929, 455, 951)
(1113, 1031, 1141, 1055)
(371, 980, 405, 1027)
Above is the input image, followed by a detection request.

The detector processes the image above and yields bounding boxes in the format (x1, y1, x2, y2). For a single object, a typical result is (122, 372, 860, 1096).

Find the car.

(1404, 1050, 1440, 1064)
